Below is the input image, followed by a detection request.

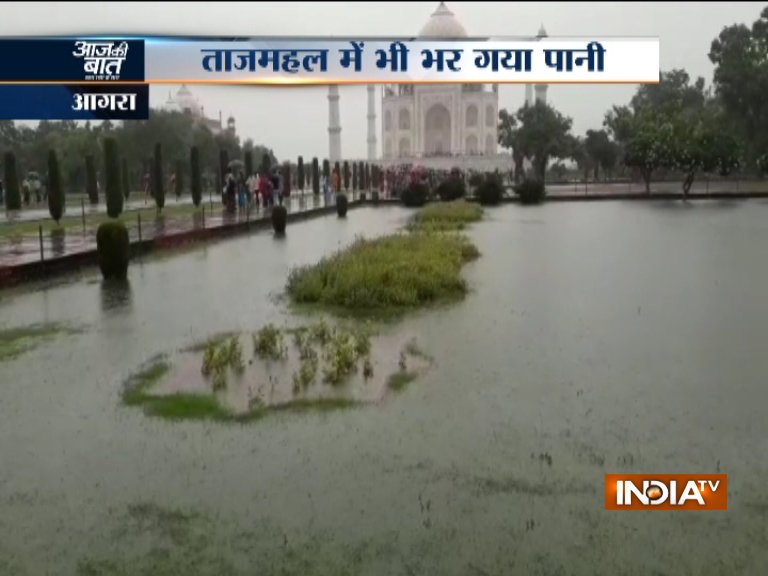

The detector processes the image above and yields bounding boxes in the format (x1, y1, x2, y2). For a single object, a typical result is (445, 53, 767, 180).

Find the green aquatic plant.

(201, 342, 216, 376)
(0, 322, 81, 362)
(227, 336, 244, 373)
(323, 330, 360, 385)
(309, 318, 332, 345)
(410, 200, 483, 231)
(200, 336, 244, 389)
(404, 338, 431, 362)
(123, 355, 171, 406)
(352, 325, 372, 357)
(253, 324, 286, 360)
(387, 370, 418, 392)
(363, 357, 374, 379)
(286, 233, 480, 313)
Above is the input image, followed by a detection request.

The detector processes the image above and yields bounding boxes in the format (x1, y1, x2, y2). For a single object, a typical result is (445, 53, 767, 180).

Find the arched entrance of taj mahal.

(424, 104, 451, 156)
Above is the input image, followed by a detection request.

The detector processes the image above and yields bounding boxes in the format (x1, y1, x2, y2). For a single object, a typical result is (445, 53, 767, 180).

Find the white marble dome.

(175, 84, 201, 116)
(419, 2, 468, 38)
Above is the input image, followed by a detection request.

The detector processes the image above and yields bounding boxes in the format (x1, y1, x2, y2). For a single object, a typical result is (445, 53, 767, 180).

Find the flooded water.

(1, 202, 768, 575)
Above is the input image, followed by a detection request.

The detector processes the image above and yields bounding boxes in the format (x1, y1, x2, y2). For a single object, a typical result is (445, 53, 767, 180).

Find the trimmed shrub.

(244, 150, 253, 177)
(3, 152, 21, 210)
(401, 182, 429, 207)
(47, 150, 64, 222)
(336, 193, 348, 217)
(190, 146, 202, 207)
(297, 156, 304, 190)
(436, 177, 466, 202)
(121, 158, 129, 200)
(96, 221, 130, 280)
(477, 172, 504, 206)
(514, 178, 546, 205)
(104, 137, 123, 217)
(312, 157, 320, 195)
(153, 143, 165, 211)
(85, 155, 98, 205)
(174, 159, 184, 199)
(272, 204, 287, 235)
(468, 172, 484, 188)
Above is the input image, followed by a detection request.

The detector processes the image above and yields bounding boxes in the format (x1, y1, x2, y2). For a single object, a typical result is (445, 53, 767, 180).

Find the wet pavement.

(1, 201, 767, 575)
(0, 192, 341, 267)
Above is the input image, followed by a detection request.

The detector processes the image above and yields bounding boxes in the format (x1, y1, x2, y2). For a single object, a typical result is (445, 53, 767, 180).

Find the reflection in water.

(152, 215, 166, 238)
(49, 228, 65, 257)
(192, 211, 203, 230)
(99, 279, 132, 313)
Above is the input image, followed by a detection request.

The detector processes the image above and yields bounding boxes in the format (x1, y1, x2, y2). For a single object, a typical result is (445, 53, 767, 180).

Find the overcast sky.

(0, 2, 763, 161)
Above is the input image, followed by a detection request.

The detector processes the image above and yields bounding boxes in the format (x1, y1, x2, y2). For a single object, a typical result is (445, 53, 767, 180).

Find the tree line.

(498, 7, 768, 197)
(0, 110, 278, 198)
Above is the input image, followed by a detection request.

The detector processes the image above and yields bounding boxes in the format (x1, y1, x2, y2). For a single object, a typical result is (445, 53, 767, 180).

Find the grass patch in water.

(410, 200, 483, 231)
(140, 393, 233, 421)
(181, 331, 238, 353)
(387, 371, 418, 391)
(286, 232, 480, 313)
(122, 353, 360, 423)
(404, 338, 432, 362)
(0, 322, 81, 362)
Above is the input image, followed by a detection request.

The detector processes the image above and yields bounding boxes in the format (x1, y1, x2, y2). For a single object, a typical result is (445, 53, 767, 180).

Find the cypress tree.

(358, 161, 365, 190)
(323, 159, 330, 181)
(352, 162, 357, 191)
(244, 150, 253, 177)
(174, 159, 184, 199)
(364, 163, 371, 190)
(343, 161, 350, 191)
(261, 153, 271, 174)
(282, 163, 291, 198)
(85, 155, 98, 205)
(3, 151, 21, 210)
(312, 157, 320, 195)
(297, 156, 304, 191)
(153, 143, 165, 212)
(121, 157, 130, 200)
(104, 137, 122, 218)
(218, 149, 228, 192)
(47, 150, 64, 222)
(190, 146, 202, 207)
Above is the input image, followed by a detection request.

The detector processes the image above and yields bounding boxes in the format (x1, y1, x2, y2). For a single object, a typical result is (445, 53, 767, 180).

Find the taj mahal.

(328, 1, 548, 171)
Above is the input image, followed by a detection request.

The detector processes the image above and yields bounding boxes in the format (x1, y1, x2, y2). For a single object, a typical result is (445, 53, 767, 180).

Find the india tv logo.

(72, 40, 129, 81)
(604, 474, 728, 510)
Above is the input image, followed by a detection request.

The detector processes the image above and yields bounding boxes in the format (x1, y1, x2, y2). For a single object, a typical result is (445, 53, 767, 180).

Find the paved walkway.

(0, 194, 197, 224)
(0, 192, 342, 268)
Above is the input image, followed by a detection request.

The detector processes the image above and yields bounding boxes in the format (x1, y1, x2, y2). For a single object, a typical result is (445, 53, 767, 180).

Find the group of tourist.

(221, 169, 286, 213)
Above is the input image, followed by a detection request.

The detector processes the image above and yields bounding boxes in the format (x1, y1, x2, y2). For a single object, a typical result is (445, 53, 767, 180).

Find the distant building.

(162, 84, 235, 136)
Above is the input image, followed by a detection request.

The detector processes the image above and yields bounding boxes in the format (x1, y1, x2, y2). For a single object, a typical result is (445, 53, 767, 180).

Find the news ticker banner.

(0, 36, 659, 120)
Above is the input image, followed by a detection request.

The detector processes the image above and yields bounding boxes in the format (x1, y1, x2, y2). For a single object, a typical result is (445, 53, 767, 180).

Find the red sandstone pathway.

(0, 193, 335, 268)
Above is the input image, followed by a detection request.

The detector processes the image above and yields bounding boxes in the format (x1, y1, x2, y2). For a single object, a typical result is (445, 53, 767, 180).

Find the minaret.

(534, 24, 549, 105)
(328, 85, 342, 163)
(366, 85, 377, 160)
